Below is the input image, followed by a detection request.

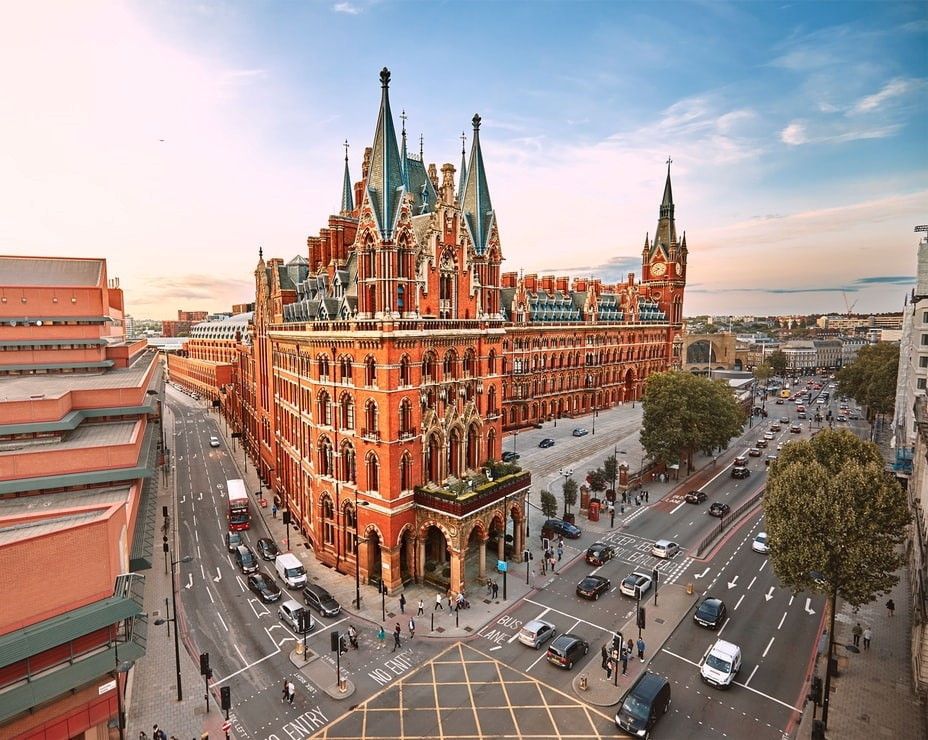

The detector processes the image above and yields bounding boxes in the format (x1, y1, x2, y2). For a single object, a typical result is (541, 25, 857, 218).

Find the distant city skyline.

(1, 1, 925, 318)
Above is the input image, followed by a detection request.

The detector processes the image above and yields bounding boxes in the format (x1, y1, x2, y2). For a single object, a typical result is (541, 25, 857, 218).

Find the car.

(651, 539, 680, 559)
(546, 634, 590, 670)
(708, 502, 730, 517)
(790, 424, 802, 433)
(752, 532, 769, 554)
(701, 639, 742, 688)
(247, 571, 281, 603)
(303, 583, 341, 617)
(797, 411, 807, 419)
(620, 571, 653, 597)
(209, 436, 221, 448)
(531, 422, 544, 429)
(776, 442, 784, 450)
(538, 438, 555, 448)
(571, 428, 589, 437)
(585, 542, 616, 566)
(779, 416, 789, 424)
(576, 574, 611, 600)
(848, 411, 860, 420)
(748, 447, 761, 457)
(235, 545, 259, 574)
(756, 438, 768, 448)
(542, 518, 582, 539)
(277, 599, 316, 633)
(731, 466, 749, 479)
(733, 455, 748, 467)
(797, 405, 806, 412)
(256, 537, 280, 561)
(817, 398, 826, 404)
(685, 490, 707, 504)
(763, 431, 775, 440)
(693, 596, 728, 629)
(769, 423, 781, 432)
(226, 530, 243, 552)
(836, 415, 847, 422)
(766, 454, 778, 466)
(775, 398, 784, 405)
(615, 671, 671, 738)
(518, 619, 557, 649)
(501, 450, 520, 462)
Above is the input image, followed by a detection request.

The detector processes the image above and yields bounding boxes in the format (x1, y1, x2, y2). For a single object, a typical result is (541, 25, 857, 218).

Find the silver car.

(518, 619, 556, 649)
(651, 539, 680, 559)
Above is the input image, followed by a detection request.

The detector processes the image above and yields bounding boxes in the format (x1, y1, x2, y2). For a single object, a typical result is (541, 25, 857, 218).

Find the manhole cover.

(435, 626, 446, 633)
(655, 618, 665, 624)
(464, 626, 473, 632)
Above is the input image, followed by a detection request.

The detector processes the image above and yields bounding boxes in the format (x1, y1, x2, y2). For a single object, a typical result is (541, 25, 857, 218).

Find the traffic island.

(287, 646, 357, 700)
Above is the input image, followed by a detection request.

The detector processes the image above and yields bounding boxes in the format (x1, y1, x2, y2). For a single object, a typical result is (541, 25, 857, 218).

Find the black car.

(685, 490, 707, 504)
(256, 537, 280, 561)
(542, 518, 582, 539)
(585, 542, 616, 566)
(576, 575, 611, 600)
(546, 634, 590, 670)
(615, 672, 671, 738)
(302, 583, 341, 617)
(501, 450, 520, 463)
(694, 596, 727, 629)
(538, 438, 555, 448)
(731, 466, 750, 479)
(247, 571, 281, 603)
(708, 502, 730, 517)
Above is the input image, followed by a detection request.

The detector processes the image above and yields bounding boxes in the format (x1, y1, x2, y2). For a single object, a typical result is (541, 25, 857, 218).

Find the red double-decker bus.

(227, 479, 250, 531)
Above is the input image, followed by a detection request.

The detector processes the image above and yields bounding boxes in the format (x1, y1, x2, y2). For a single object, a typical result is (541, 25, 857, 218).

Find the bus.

(227, 479, 250, 531)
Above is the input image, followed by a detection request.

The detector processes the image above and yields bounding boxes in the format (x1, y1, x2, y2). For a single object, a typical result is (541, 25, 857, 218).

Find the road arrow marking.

(185, 573, 193, 590)
(198, 491, 203, 501)
(764, 587, 775, 601)
(805, 598, 816, 615)
(180, 496, 186, 505)
(727, 576, 739, 589)
(489, 646, 502, 651)
(213, 568, 222, 583)
(695, 567, 710, 579)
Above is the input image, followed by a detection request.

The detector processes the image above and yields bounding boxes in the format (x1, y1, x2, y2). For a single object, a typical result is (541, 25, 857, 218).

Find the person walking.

(377, 625, 386, 648)
(399, 593, 406, 614)
(281, 679, 288, 703)
(272, 503, 278, 518)
(435, 592, 444, 610)
(620, 647, 629, 675)
(644, 490, 649, 503)
(627, 638, 635, 657)
(417, 598, 424, 616)
(601, 643, 609, 670)
(286, 680, 295, 705)
(152, 726, 167, 740)
(637, 637, 645, 661)
(852, 623, 862, 647)
(408, 618, 415, 639)
(491, 581, 499, 599)
(392, 623, 402, 652)
(863, 626, 872, 651)
(556, 542, 564, 562)
(886, 598, 895, 617)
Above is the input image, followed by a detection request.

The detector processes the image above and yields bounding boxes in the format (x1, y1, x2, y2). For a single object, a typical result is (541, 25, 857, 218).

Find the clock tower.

(643, 158, 686, 324)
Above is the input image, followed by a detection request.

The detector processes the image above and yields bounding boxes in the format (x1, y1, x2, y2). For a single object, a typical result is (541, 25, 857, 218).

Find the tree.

(837, 342, 899, 419)
(764, 428, 909, 729)
(562, 477, 578, 517)
(767, 349, 788, 377)
(640, 371, 745, 473)
(753, 363, 774, 409)
(586, 469, 607, 492)
(603, 454, 618, 491)
(540, 489, 558, 518)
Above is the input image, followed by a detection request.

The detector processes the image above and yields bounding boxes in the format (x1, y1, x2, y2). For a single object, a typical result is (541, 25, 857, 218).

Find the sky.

(0, 1, 925, 320)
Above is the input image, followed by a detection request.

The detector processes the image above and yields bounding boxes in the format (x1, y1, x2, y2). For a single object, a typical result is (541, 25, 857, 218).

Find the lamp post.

(155, 553, 194, 701)
(354, 498, 370, 610)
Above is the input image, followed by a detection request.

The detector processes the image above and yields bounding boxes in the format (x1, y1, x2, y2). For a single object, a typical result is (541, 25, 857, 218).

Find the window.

(317, 391, 332, 426)
(318, 437, 334, 477)
(920, 356, 928, 368)
(339, 393, 354, 430)
(921, 334, 928, 346)
(366, 452, 380, 492)
(400, 356, 411, 386)
(345, 503, 357, 556)
(339, 356, 353, 384)
(919, 378, 927, 390)
(318, 355, 329, 380)
(340, 443, 356, 483)
(399, 398, 413, 435)
(923, 311, 928, 324)
(322, 497, 335, 545)
(400, 453, 413, 491)
(364, 400, 378, 436)
(364, 356, 376, 387)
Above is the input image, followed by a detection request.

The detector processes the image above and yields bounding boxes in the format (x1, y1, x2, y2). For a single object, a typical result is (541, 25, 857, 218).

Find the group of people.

(601, 637, 646, 679)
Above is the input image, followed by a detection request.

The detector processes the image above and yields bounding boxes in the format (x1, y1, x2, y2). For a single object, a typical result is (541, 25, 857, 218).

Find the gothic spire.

(399, 109, 410, 191)
(340, 140, 354, 215)
(457, 130, 467, 202)
(366, 67, 405, 240)
(653, 157, 677, 253)
(660, 156, 674, 220)
(461, 114, 495, 255)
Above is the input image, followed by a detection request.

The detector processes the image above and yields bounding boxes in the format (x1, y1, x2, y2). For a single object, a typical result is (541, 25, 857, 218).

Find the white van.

(700, 639, 741, 688)
(275, 553, 307, 589)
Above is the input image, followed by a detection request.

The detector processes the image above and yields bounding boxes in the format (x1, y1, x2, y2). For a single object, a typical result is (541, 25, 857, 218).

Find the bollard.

(431, 613, 434, 632)
(338, 677, 348, 692)
(578, 674, 588, 691)
(686, 583, 694, 595)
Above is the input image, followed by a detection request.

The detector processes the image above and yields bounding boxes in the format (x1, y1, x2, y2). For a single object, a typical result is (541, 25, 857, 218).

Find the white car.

(209, 436, 221, 448)
(651, 540, 680, 559)
(620, 571, 653, 597)
(752, 532, 769, 554)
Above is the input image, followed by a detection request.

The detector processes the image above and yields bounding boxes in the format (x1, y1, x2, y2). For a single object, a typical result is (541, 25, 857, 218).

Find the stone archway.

(623, 368, 637, 402)
(463, 520, 490, 586)
(397, 525, 415, 585)
(420, 523, 451, 590)
(364, 526, 384, 590)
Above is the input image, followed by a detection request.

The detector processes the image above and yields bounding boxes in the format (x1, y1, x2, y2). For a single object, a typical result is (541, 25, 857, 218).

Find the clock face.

(650, 261, 667, 276)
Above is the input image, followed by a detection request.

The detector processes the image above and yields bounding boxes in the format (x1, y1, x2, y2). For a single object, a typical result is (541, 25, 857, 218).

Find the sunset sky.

(1, 1, 925, 320)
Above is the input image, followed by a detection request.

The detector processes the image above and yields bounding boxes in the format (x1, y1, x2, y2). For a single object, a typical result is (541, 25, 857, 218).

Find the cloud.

(780, 121, 807, 146)
(852, 275, 916, 286)
(333, 2, 361, 14)
(853, 78, 916, 113)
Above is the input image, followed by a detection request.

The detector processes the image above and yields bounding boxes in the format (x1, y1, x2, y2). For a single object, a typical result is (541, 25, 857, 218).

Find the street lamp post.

(155, 553, 193, 701)
(354, 499, 370, 610)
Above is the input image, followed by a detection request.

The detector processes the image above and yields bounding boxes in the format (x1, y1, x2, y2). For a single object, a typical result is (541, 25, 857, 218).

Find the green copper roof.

(366, 68, 406, 241)
(461, 114, 495, 256)
(341, 142, 354, 214)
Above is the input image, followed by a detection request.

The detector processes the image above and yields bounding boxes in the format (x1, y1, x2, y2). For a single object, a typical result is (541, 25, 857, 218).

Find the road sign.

(222, 720, 232, 732)
(497, 560, 507, 573)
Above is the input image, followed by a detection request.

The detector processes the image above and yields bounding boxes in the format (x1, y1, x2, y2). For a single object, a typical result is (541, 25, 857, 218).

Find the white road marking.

(206, 586, 214, 604)
(234, 644, 247, 664)
(759, 558, 768, 571)
(217, 613, 229, 632)
(524, 599, 616, 635)
(214, 567, 222, 583)
(746, 665, 759, 686)
(185, 573, 193, 589)
(727, 576, 739, 589)
(695, 567, 710, 579)
(777, 611, 787, 630)
(805, 598, 816, 615)
(510, 607, 550, 643)
(718, 617, 731, 636)
(747, 576, 757, 590)
(762, 636, 775, 657)
(670, 500, 687, 514)
(764, 587, 775, 602)
(734, 594, 745, 610)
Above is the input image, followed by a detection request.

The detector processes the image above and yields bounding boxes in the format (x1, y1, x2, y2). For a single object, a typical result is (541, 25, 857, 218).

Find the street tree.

(539, 489, 558, 519)
(586, 469, 608, 492)
(767, 349, 788, 377)
(837, 342, 899, 419)
(562, 477, 578, 518)
(603, 454, 618, 492)
(764, 428, 909, 730)
(641, 371, 745, 473)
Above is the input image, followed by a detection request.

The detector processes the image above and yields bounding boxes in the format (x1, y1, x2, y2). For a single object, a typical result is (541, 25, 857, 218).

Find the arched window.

(487, 386, 497, 414)
(339, 392, 354, 430)
(400, 355, 411, 386)
(397, 284, 405, 313)
(443, 350, 458, 379)
(422, 352, 436, 382)
(466, 424, 479, 469)
(340, 442, 356, 483)
(400, 452, 413, 492)
(366, 452, 380, 492)
(339, 355, 353, 384)
(317, 390, 332, 426)
(399, 398, 413, 435)
(364, 400, 378, 437)
(322, 496, 335, 545)
(463, 348, 476, 377)
(318, 437, 334, 477)
(318, 355, 329, 380)
(364, 356, 376, 387)
(344, 502, 357, 556)
(486, 428, 497, 462)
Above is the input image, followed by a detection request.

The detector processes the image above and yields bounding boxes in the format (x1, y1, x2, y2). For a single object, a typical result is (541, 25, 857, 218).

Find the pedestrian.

(622, 491, 627, 504)
(627, 638, 634, 656)
(287, 680, 295, 705)
(435, 592, 444, 610)
(644, 490, 649, 503)
(637, 637, 645, 661)
(491, 581, 499, 599)
(377, 625, 386, 648)
(620, 648, 629, 675)
(417, 598, 424, 616)
(635, 494, 640, 506)
(153, 726, 167, 740)
(548, 554, 557, 573)
(399, 593, 406, 614)
(408, 617, 415, 639)
(392, 623, 402, 652)
(487, 581, 493, 597)
(852, 623, 862, 647)
(281, 679, 288, 702)
(447, 591, 454, 610)
(886, 598, 895, 617)
(601, 643, 608, 670)
(863, 626, 872, 650)
(556, 543, 563, 562)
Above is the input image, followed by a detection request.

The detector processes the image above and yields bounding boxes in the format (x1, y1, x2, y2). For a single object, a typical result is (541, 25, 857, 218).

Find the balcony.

(414, 466, 531, 519)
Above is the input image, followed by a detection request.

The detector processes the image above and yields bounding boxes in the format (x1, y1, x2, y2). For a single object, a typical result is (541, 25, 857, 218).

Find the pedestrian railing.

(693, 490, 765, 558)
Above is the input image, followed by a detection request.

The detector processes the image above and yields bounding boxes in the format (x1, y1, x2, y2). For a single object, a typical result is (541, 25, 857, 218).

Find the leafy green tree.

(562, 477, 578, 517)
(540, 489, 558, 518)
(837, 342, 899, 418)
(753, 363, 774, 408)
(765, 429, 909, 727)
(586, 469, 607, 491)
(641, 371, 746, 473)
(767, 349, 788, 377)
(603, 454, 618, 491)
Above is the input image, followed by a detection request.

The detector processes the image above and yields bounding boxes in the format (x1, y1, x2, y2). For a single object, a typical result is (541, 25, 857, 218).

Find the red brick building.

(0, 256, 160, 739)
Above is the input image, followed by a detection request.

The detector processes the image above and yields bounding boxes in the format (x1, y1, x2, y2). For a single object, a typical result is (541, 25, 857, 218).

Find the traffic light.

(542, 537, 551, 551)
(331, 631, 340, 652)
(220, 686, 231, 711)
(199, 652, 210, 676)
(340, 634, 349, 655)
(298, 610, 310, 634)
(637, 606, 646, 629)
(652, 568, 659, 587)
(612, 631, 623, 651)
(282, 510, 291, 525)
(522, 549, 533, 563)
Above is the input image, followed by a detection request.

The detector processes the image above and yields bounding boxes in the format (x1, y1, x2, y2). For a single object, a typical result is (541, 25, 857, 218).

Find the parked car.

(708, 502, 730, 517)
(763, 432, 775, 440)
(779, 416, 789, 424)
(501, 450, 520, 463)
(748, 447, 761, 457)
(576, 575, 611, 600)
(620, 571, 653, 597)
(685, 490, 707, 504)
(775, 398, 784, 405)
(650, 540, 679, 559)
(518, 619, 556, 649)
(209, 436, 221, 448)
(693, 596, 728, 630)
(797, 411, 807, 419)
(538, 438, 555, 448)
(571, 428, 589, 437)
(836, 415, 847, 422)
(256, 537, 280, 561)
(247, 571, 281, 603)
(302, 583, 341, 617)
(542, 518, 582, 539)
(848, 411, 860, 420)
(752, 532, 769, 554)
(226, 530, 243, 552)
(546, 634, 590, 670)
(731, 466, 750, 479)
(614, 671, 671, 738)
(585, 542, 616, 566)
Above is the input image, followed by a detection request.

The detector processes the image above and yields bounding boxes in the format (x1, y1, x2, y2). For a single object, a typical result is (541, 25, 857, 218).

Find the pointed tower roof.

(661, 158, 674, 215)
(457, 130, 467, 202)
(653, 157, 677, 252)
(461, 114, 495, 255)
(366, 68, 405, 240)
(340, 140, 354, 215)
(399, 109, 410, 191)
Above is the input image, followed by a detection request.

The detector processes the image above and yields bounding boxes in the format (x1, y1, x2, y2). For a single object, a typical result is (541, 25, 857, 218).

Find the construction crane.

(842, 290, 858, 317)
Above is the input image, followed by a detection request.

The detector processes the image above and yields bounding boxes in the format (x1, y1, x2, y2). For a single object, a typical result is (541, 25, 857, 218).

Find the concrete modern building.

(0, 256, 161, 740)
